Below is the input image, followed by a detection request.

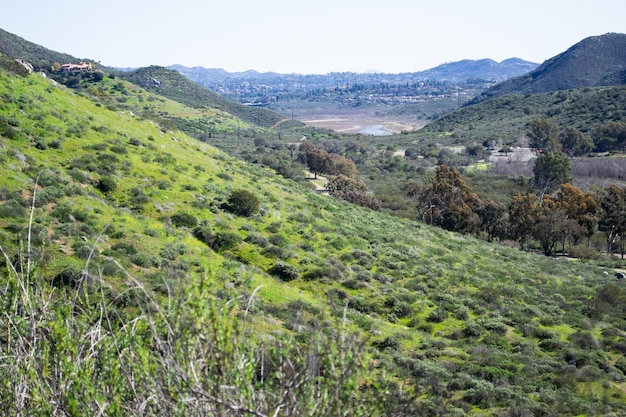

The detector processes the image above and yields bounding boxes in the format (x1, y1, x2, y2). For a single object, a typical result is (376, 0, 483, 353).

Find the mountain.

(413, 57, 538, 82)
(1, 30, 626, 415)
(170, 59, 538, 113)
(171, 58, 538, 84)
(469, 33, 626, 104)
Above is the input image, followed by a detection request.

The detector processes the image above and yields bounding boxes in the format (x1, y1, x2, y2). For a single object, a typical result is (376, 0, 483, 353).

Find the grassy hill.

(0, 27, 298, 135)
(1, 55, 626, 415)
(0, 28, 94, 71)
(119, 66, 301, 130)
(416, 85, 626, 147)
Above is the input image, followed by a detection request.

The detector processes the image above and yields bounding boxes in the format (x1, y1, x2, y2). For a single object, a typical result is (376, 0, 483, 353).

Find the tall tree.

(528, 118, 561, 151)
(598, 185, 626, 258)
(419, 165, 481, 234)
(560, 127, 594, 156)
(556, 184, 598, 247)
(509, 192, 540, 250)
(475, 199, 507, 242)
(533, 151, 572, 197)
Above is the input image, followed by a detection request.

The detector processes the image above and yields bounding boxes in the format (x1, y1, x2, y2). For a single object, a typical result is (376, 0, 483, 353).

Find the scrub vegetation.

(1, 46, 626, 417)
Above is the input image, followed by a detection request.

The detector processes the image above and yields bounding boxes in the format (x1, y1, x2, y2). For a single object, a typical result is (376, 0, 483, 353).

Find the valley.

(0, 28, 626, 416)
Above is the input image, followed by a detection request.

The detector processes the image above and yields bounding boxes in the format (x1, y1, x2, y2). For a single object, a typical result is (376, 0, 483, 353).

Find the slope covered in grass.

(1, 64, 626, 415)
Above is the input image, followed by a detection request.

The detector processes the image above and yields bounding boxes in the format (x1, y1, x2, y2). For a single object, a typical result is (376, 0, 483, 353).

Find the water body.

(360, 124, 392, 136)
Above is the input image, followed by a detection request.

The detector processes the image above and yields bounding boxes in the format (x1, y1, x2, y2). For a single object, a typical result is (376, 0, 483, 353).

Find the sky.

(2, 0, 625, 74)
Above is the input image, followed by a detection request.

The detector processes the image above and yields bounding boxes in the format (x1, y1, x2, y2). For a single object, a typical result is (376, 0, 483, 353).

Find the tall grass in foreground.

(0, 200, 384, 416)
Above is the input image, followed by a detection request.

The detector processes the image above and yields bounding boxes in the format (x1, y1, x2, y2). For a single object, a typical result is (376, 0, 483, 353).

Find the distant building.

(60, 62, 93, 72)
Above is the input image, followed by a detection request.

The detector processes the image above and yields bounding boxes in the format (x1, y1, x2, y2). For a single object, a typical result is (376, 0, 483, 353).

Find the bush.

(270, 261, 299, 282)
(211, 232, 242, 253)
(97, 176, 117, 193)
(170, 212, 198, 228)
(224, 189, 260, 217)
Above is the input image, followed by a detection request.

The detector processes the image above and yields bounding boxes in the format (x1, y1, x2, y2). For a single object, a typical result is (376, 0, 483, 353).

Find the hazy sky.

(2, 0, 624, 74)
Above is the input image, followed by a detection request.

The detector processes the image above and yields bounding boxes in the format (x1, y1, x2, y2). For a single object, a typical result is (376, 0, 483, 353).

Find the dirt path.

(305, 171, 329, 194)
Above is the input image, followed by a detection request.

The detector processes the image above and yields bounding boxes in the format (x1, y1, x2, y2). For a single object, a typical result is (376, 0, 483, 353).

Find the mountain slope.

(470, 33, 626, 104)
(0, 27, 92, 70)
(1, 60, 626, 414)
(0, 28, 296, 131)
(414, 57, 537, 81)
(120, 66, 299, 129)
(419, 85, 626, 145)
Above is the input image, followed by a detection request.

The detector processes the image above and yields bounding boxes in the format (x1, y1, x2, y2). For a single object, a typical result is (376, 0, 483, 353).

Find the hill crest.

(469, 32, 626, 104)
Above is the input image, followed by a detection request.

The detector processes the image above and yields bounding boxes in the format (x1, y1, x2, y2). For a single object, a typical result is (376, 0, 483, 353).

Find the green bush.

(170, 212, 198, 228)
(97, 176, 117, 194)
(270, 261, 300, 282)
(224, 189, 260, 217)
(211, 232, 242, 253)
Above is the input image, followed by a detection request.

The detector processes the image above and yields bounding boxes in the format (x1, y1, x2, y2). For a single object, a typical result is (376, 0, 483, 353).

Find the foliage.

(528, 117, 561, 151)
(269, 261, 300, 281)
(533, 151, 572, 196)
(170, 211, 198, 228)
(1, 58, 625, 416)
(225, 189, 260, 217)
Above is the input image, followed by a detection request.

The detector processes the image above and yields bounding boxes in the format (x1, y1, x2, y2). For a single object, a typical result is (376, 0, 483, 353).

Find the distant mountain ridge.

(170, 57, 538, 86)
(167, 58, 539, 95)
(469, 32, 626, 104)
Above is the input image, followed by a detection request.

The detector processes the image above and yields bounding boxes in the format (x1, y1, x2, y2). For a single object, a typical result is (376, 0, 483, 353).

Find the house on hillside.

(60, 62, 93, 72)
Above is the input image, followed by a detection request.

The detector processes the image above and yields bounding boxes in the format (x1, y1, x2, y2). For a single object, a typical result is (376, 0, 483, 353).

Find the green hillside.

(1, 56, 626, 415)
(119, 66, 301, 130)
(417, 85, 626, 147)
(0, 28, 297, 134)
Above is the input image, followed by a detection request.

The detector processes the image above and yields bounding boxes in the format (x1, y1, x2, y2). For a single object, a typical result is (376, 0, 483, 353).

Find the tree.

(475, 199, 507, 242)
(406, 165, 480, 234)
(532, 194, 573, 256)
(225, 189, 260, 217)
(327, 175, 381, 210)
(509, 192, 540, 250)
(598, 185, 626, 258)
(533, 151, 572, 197)
(593, 121, 626, 152)
(560, 127, 594, 156)
(528, 118, 561, 151)
(556, 184, 598, 247)
(298, 142, 357, 178)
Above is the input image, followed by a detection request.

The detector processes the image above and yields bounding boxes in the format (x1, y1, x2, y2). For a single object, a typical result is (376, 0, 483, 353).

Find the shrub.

(224, 189, 260, 217)
(211, 232, 242, 253)
(97, 176, 117, 193)
(170, 212, 198, 228)
(270, 261, 299, 282)
(244, 232, 270, 248)
(427, 307, 448, 323)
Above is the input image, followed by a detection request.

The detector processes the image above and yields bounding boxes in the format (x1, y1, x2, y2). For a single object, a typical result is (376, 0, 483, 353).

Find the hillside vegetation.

(119, 66, 300, 130)
(470, 33, 626, 104)
(1, 54, 626, 416)
(418, 85, 626, 147)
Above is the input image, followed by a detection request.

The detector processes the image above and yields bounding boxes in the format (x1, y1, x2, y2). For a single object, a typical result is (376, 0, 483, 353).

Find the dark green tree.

(406, 165, 480, 234)
(533, 151, 572, 197)
(475, 199, 507, 242)
(225, 189, 260, 217)
(560, 127, 594, 156)
(598, 185, 626, 258)
(528, 118, 560, 151)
